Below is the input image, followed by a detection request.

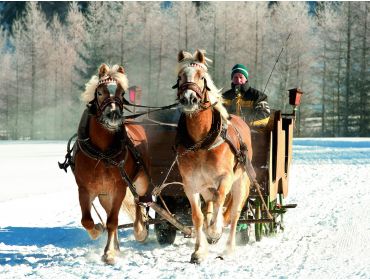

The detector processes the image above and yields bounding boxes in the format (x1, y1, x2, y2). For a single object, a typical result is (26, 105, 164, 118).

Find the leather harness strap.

(59, 112, 148, 203)
(176, 109, 257, 182)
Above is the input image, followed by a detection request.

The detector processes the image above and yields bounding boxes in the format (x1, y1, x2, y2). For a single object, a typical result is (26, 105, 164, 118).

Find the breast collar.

(176, 109, 227, 151)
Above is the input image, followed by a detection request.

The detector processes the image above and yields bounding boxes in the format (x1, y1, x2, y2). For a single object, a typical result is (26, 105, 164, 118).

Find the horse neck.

(185, 108, 213, 143)
(89, 116, 120, 151)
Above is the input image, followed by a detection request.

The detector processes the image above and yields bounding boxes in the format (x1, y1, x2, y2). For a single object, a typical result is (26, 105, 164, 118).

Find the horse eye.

(97, 91, 103, 96)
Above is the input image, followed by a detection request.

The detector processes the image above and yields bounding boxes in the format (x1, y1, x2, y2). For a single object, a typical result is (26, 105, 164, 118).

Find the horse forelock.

(176, 61, 208, 75)
(81, 64, 129, 104)
(109, 65, 129, 92)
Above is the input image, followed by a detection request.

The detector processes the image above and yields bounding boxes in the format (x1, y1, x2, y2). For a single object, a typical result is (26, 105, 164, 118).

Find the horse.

(73, 64, 150, 264)
(173, 49, 254, 263)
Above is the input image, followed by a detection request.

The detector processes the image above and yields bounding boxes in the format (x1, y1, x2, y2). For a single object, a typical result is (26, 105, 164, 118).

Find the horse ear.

(178, 50, 186, 62)
(194, 49, 205, 64)
(99, 64, 109, 78)
(117, 66, 125, 74)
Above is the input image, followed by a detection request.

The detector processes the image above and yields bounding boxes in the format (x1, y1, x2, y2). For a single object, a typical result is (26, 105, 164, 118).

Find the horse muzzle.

(100, 105, 124, 130)
(179, 90, 200, 113)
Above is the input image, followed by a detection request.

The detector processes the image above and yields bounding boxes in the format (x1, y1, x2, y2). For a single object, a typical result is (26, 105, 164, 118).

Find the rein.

(123, 98, 178, 110)
(124, 103, 179, 119)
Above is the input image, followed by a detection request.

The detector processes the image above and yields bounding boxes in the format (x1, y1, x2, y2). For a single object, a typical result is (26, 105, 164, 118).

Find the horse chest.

(75, 158, 123, 190)
(178, 151, 225, 183)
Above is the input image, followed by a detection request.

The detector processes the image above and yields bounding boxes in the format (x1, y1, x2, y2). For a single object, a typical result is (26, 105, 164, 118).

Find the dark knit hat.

(231, 64, 249, 80)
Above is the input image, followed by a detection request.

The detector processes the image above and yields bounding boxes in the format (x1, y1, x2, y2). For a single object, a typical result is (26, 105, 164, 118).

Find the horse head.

(174, 49, 229, 119)
(174, 49, 210, 113)
(81, 64, 129, 131)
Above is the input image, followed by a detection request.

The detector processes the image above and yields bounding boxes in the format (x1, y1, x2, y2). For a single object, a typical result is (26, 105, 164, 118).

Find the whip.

(262, 32, 292, 94)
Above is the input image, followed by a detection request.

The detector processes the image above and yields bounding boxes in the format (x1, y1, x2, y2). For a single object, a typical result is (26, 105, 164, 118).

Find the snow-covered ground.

(1, 138, 370, 279)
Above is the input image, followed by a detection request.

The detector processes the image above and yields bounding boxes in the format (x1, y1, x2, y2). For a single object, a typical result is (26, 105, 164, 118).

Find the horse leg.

(133, 203, 148, 242)
(78, 187, 104, 240)
(133, 171, 149, 242)
(223, 194, 233, 227)
(225, 174, 250, 255)
(206, 178, 232, 243)
(204, 201, 213, 230)
(102, 199, 122, 265)
(185, 191, 208, 264)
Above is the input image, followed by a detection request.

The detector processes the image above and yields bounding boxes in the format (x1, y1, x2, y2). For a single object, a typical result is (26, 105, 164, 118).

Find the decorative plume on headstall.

(81, 64, 129, 103)
(177, 49, 229, 120)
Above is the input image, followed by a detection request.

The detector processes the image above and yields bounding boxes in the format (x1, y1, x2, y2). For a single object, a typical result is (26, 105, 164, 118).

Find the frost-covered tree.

(19, 2, 51, 139)
(65, 1, 86, 98)
(153, 4, 180, 105)
(75, 2, 109, 91)
(265, 2, 315, 109)
(8, 18, 25, 139)
(0, 26, 10, 138)
(1, 1, 369, 138)
(351, 2, 370, 136)
(315, 2, 368, 136)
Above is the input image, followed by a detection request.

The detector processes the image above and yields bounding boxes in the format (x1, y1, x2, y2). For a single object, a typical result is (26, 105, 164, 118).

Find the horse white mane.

(177, 50, 229, 120)
(81, 64, 129, 103)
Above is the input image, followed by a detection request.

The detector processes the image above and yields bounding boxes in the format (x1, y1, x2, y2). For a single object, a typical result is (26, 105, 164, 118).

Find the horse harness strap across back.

(176, 109, 257, 182)
(59, 113, 148, 203)
(175, 108, 222, 151)
(175, 110, 272, 219)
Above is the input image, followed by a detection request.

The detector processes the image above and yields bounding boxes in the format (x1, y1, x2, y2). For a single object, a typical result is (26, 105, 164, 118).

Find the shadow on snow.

(0, 226, 163, 267)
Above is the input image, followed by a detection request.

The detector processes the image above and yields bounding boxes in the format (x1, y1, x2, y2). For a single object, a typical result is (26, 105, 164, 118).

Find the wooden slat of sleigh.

(269, 111, 287, 200)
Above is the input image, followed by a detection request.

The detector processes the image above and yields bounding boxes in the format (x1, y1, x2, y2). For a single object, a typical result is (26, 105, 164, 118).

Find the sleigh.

(133, 88, 302, 244)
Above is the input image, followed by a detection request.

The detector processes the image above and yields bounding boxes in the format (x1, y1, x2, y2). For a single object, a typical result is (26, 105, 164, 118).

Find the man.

(223, 64, 270, 129)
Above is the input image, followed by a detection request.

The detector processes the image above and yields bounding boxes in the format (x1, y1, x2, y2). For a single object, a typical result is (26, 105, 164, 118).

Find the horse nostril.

(190, 97, 197, 105)
(180, 97, 188, 105)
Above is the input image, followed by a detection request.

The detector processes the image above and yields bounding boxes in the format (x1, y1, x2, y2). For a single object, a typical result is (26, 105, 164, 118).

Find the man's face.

(232, 73, 247, 85)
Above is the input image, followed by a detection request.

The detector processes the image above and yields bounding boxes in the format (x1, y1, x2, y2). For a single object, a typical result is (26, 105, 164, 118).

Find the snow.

(1, 138, 370, 279)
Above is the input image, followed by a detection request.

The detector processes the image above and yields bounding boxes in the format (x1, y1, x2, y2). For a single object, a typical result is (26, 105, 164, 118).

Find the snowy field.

(1, 138, 370, 279)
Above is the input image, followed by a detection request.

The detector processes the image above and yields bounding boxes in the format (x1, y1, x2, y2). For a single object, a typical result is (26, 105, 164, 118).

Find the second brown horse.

(174, 50, 253, 263)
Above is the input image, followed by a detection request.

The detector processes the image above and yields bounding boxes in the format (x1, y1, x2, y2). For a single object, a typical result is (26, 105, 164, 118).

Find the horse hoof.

(206, 231, 222, 244)
(102, 253, 116, 265)
(223, 246, 235, 256)
(190, 252, 205, 264)
(134, 230, 148, 243)
(134, 224, 149, 243)
(88, 223, 104, 240)
(207, 236, 221, 245)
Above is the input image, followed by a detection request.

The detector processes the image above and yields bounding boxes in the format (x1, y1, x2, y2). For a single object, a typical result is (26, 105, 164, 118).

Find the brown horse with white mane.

(73, 64, 149, 264)
(174, 50, 253, 263)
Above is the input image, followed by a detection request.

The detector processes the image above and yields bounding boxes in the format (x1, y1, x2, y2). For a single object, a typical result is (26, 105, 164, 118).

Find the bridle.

(95, 94, 124, 115)
(92, 76, 125, 117)
(173, 64, 212, 110)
